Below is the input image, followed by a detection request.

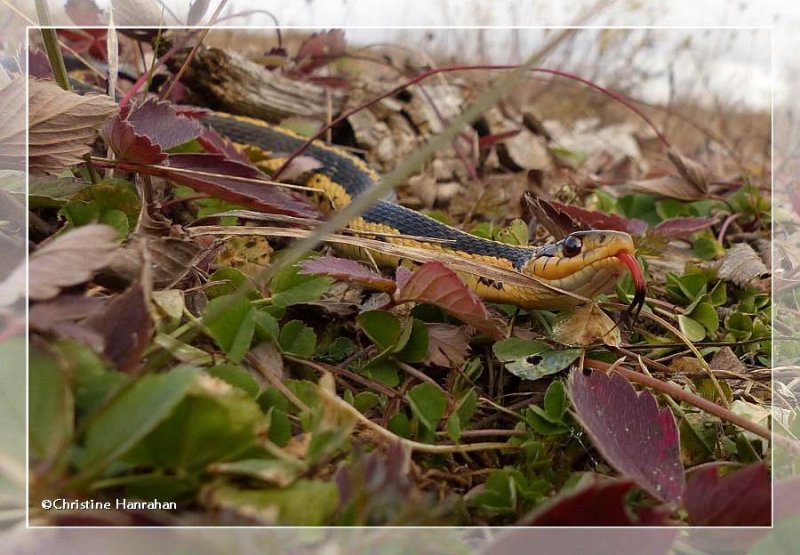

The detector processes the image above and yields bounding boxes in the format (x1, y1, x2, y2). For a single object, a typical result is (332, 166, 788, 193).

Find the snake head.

(520, 230, 646, 314)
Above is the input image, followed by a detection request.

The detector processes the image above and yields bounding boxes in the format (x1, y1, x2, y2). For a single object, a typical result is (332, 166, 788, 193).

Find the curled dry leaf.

(100, 235, 206, 289)
(718, 243, 769, 286)
(667, 149, 708, 195)
(27, 79, 119, 175)
(552, 304, 621, 347)
(85, 281, 152, 373)
(625, 150, 708, 201)
(568, 369, 685, 503)
(29, 224, 119, 301)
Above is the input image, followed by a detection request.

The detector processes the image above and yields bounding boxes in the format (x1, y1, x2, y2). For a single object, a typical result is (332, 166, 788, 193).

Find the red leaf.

(58, 29, 108, 61)
(127, 98, 203, 150)
(652, 217, 717, 239)
(299, 256, 397, 292)
(394, 261, 505, 339)
(104, 109, 166, 164)
(162, 153, 319, 218)
(197, 126, 251, 165)
(104, 99, 203, 164)
(567, 369, 685, 503)
(684, 463, 771, 526)
(552, 201, 648, 236)
(519, 477, 670, 526)
(294, 30, 347, 74)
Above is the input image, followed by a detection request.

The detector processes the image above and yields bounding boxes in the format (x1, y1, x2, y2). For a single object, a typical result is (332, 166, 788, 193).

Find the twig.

(318, 379, 518, 454)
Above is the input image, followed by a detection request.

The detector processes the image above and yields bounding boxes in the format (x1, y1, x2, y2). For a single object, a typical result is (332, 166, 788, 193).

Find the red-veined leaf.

(394, 261, 505, 339)
(567, 369, 685, 503)
(684, 462, 771, 526)
(299, 256, 396, 292)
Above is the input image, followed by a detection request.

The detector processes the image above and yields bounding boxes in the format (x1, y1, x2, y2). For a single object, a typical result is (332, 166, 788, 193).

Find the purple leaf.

(394, 262, 505, 339)
(104, 99, 202, 164)
(164, 153, 319, 218)
(299, 256, 396, 292)
(126, 98, 203, 150)
(684, 463, 771, 526)
(197, 126, 252, 165)
(568, 369, 685, 503)
(519, 477, 670, 526)
(653, 217, 717, 239)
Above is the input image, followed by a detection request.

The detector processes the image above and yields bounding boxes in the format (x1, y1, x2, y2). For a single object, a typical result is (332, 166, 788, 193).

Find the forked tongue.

(615, 251, 646, 319)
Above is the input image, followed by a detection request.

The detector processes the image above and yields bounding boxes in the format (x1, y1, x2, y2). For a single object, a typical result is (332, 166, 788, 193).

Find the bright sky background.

(64, 0, 800, 109)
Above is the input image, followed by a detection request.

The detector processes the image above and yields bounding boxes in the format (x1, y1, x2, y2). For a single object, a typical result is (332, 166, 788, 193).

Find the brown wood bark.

(168, 46, 347, 123)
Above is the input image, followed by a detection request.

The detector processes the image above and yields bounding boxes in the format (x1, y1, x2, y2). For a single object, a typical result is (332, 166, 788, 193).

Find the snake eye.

(562, 235, 583, 258)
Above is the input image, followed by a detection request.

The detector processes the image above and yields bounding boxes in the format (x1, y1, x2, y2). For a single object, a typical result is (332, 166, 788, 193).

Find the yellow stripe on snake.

(202, 112, 646, 312)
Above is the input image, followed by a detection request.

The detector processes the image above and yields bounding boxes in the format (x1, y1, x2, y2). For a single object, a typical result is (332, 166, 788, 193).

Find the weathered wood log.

(167, 46, 348, 123)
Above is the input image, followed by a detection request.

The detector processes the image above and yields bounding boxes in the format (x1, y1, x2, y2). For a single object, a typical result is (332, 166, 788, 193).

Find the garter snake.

(65, 56, 645, 313)
(201, 112, 646, 313)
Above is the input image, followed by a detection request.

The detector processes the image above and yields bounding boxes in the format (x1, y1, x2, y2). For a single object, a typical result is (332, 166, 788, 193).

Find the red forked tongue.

(616, 251, 646, 319)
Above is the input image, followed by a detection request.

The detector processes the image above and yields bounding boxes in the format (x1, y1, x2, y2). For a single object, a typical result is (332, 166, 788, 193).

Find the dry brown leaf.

(85, 281, 153, 373)
(425, 323, 470, 367)
(0, 78, 26, 171)
(100, 235, 206, 289)
(710, 347, 747, 375)
(552, 304, 620, 347)
(29, 224, 119, 301)
(718, 243, 769, 286)
(667, 149, 708, 194)
(626, 174, 705, 201)
(28, 78, 119, 175)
